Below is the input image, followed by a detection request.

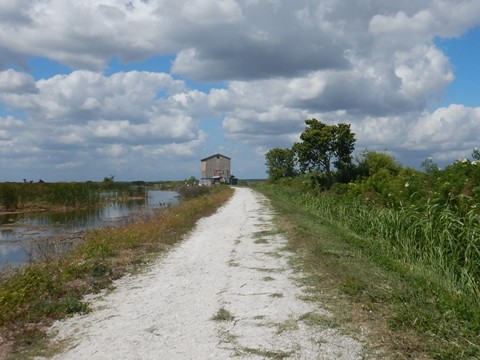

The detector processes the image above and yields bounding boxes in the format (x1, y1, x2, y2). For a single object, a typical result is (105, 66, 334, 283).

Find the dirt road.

(38, 187, 363, 359)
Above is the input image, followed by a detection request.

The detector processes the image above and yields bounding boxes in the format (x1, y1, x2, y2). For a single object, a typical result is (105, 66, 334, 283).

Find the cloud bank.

(1, 0, 479, 180)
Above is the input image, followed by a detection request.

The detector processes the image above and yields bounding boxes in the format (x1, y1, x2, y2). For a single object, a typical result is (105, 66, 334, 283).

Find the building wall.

(201, 161, 207, 178)
(201, 154, 231, 180)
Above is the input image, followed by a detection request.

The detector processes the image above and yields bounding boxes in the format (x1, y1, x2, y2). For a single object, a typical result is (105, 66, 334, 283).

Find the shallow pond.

(0, 190, 178, 270)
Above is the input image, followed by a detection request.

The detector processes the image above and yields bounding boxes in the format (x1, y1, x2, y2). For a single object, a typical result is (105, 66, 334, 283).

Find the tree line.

(266, 118, 480, 195)
(265, 118, 358, 188)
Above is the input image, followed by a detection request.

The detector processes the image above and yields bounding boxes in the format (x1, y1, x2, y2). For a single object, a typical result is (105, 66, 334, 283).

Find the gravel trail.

(39, 187, 363, 359)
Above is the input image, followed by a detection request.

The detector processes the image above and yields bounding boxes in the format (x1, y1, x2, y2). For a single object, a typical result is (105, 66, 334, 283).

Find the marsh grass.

(304, 193, 479, 302)
(259, 184, 480, 359)
(0, 182, 147, 211)
(0, 186, 234, 357)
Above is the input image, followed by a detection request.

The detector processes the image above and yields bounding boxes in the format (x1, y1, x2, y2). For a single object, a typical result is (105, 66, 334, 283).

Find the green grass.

(299, 312, 340, 329)
(264, 184, 480, 302)
(0, 186, 234, 358)
(258, 183, 480, 359)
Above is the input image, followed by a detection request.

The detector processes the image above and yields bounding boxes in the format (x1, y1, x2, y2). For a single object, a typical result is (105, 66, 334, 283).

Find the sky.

(0, 0, 479, 182)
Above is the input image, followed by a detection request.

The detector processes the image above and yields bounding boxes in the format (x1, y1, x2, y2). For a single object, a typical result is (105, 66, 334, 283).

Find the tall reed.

(0, 182, 146, 210)
(0, 183, 19, 210)
(268, 185, 479, 302)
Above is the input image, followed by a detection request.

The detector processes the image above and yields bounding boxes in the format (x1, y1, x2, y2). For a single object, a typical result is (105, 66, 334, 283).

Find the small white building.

(201, 154, 231, 185)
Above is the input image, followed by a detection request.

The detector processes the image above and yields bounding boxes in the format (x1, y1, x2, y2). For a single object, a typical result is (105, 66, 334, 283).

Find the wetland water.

(0, 190, 178, 270)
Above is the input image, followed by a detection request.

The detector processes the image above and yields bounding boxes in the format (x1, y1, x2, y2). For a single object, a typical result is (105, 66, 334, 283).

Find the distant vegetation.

(0, 180, 149, 212)
(263, 119, 480, 358)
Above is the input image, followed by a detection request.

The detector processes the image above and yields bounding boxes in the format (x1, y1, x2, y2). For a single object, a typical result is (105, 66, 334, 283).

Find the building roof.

(200, 153, 231, 161)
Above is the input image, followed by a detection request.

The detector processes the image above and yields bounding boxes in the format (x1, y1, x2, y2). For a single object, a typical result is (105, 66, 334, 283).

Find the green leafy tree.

(185, 176, 197, 183)
(361, 151, 402, 176)
(472, 147, 480, 161)
(265, 147, 297, 181)
(421, 157, 440, 175)
(103, 175, 115, 183)
(294, 119, 355, 186)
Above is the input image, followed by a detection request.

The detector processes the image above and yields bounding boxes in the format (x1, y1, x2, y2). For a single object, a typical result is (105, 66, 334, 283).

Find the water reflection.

(0, 190, 178, 269)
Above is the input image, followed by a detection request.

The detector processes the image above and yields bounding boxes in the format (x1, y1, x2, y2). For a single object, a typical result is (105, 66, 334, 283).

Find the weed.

(252, 229, 279, 238)
(264, 251, 282, 259)
(239, 347, 292, 359)
(251, 267, 281, 273)
(299, 312, 339, 328)
(275, 318, 298, 334)
(211, 307, 235, 321)
(254, 238, 269, 244)
(269, 292, 284, 298)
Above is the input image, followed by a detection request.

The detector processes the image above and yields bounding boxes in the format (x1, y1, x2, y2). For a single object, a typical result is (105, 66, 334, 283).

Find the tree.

(265, 147, 296, 181)
(361, 151, 402, 176)
(421, 157, 439, 175)
(103, 175, 115, 183)
(472, 147, 480, 161)
(294, 119, 355, 186)
(185, 176, 197, 185)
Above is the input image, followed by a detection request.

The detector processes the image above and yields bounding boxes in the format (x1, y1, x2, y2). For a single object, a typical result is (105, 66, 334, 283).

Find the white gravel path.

(38, 187, 363, 359)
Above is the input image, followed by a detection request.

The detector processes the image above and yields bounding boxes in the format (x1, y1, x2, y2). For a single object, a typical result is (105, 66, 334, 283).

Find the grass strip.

(258, 184, 480, 360)
(0, 186, 233, 358)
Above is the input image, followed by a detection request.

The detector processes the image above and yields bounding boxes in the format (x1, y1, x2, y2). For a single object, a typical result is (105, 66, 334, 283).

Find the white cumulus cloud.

(0, 0, 480, 179)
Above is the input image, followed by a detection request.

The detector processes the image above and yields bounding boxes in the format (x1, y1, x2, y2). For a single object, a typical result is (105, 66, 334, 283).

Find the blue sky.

(1, 1, 480, 182)
(435, 26, 480, 108)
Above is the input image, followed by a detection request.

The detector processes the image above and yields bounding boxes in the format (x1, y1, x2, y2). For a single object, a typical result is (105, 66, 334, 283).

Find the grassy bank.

(258, 183, 479, 359)
(0, 182, 147, 212)
(0, 185, 233, 358)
